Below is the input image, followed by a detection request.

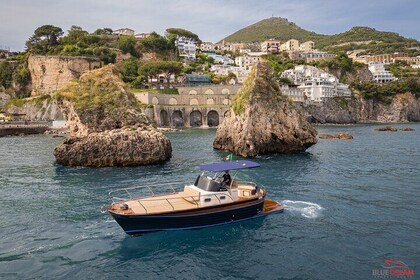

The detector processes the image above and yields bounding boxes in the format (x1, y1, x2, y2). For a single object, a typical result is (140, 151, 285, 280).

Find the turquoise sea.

(0, 124, 419, 279)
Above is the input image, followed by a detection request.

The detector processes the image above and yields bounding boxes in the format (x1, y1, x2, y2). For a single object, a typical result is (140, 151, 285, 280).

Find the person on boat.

(221, 170, 232, 188)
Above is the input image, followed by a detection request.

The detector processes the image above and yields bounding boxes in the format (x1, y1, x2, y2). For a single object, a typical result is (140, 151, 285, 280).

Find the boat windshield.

(199, 160, 260, 172)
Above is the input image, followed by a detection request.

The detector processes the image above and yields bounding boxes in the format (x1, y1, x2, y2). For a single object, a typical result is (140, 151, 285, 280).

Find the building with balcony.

(113, 28, 135, 36)
(261, 39, 281, 53)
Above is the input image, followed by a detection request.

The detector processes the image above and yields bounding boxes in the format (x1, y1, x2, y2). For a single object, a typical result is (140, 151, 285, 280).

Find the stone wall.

(28, 55, 102, 96)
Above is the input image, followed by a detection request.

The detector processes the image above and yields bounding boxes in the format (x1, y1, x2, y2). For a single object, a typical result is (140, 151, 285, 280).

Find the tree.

(26, 25, 63, 54)
(93, 28, 113, 35)
(139, 60, 183, 87)
(116, 35, 138, 57)
(119, 58, 140, 83)
(0, 61, 13, 89)
(62, 26, 88, 45)
(166, 28, 201, 44)
(138, 32, 173, 54)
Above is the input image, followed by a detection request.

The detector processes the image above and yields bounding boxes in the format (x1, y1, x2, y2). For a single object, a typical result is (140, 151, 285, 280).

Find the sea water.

(0, 124, 419, 279)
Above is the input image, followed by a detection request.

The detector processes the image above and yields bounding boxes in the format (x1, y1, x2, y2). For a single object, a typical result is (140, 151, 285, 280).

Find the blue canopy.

(199, 160, 260, 172)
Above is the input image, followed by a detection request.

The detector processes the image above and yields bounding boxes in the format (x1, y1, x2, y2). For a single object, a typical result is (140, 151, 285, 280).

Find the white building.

(261, 39, 281, 53)
(290, 51, 334, 62)
(235, 52, 267, 69)
(204, 53, 234, 65)
(200, 42, 215, 52)
(176, 36, 197, 60)
(113, 28, 135, 36)
(135, 33, 151, 39)
(368, 62, 397, 83)
(299, 41, 315, 52)
(281, 85, 306, 102)
(281, 65, 351, 103)
(210, 65, 249, 84)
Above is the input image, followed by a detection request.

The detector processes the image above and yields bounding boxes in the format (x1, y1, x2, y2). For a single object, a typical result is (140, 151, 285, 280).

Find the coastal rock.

(375, 126, 398, 132)
(4, 96, 63, 121)
(319, 133, 353, 140)
(306, 92, 420, 124)
(28, 55, 102, 96)
(399, 127, 415, 131)
(54, 128, 171, 167)
(54, 65, 172, 167)
(213, 62, 317, 157)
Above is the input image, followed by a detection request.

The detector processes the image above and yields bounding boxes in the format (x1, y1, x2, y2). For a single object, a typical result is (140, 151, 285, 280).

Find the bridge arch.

(190, 110, 202, 127)
(152, 97, 159, 104)
(207, 110, 219, 127)
(169, 98, 178, 105)
(222, 88, 230, 95)
(160, 110, 169, 127)
(172, 110, 184, 128)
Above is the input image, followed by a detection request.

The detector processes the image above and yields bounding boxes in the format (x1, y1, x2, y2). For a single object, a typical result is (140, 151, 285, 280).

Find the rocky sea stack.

(53, 65, 171, 167)
(213, 62, 317, 157)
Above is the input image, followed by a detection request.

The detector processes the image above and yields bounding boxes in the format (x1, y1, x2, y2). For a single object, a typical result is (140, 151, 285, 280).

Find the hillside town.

(1, 20, 420, 130)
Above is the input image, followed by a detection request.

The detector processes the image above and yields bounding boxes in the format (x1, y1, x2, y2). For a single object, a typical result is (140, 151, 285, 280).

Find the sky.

(0, 0, 419, 51)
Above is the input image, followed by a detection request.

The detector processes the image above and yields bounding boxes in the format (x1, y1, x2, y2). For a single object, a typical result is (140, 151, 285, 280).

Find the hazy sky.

(0, 0, 419, 51)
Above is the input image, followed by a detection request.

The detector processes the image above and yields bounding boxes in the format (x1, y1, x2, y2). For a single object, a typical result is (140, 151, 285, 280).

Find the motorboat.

(106, 160, 283, 235)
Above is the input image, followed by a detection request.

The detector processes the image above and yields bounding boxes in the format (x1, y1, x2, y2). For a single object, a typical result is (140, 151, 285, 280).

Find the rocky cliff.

(306, 93, 420, 123)
(4, 96, 63, 121)
(53, 65, 172, 167)
(28, 55, 102, 96)
(213, 62, 317, 157)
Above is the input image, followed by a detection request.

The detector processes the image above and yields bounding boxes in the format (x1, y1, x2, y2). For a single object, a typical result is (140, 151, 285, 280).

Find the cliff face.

(213, 62, 317, 157)
(54, 65, 172, 167)
(5, 97, 63, 121)
(306, 93, 420, 123)
(28, 55, 102, 96)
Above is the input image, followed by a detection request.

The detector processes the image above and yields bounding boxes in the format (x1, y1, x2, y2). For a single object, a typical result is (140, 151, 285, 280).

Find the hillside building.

(261, 39, 281, 53)
(280, 39, 300, 52)
(235, 52, 267, 69)
(210, 65, 249, 84)
(368, 62, 397, 83)
(176, 36, 197, 60)
(204, 53, 234, 65)
(113, 28, 135, 36)
(134, 33, 151, 39)
(281, 65, 351, 103)
(200, 42, 216, 52)
(299, 41, 315, 52)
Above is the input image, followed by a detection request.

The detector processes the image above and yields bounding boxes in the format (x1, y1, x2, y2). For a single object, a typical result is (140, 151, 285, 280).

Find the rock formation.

(53, 65, 172, 167)
(305, 92, 420, 124)
(28, 55, 102, 96)
(319, 133, 353, 140)
(213, 62, 317, 157)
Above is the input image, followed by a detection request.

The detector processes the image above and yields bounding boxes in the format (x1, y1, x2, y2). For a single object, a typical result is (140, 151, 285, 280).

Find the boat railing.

(108, 181, 187, 203)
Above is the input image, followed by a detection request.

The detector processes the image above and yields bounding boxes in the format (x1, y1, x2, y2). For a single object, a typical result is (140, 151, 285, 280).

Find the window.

(220, 196, 226, 200)
(204, 198, 211, 202)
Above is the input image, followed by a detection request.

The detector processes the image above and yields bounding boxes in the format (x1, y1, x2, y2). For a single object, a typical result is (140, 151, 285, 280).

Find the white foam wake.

(281, 200, 324, 218)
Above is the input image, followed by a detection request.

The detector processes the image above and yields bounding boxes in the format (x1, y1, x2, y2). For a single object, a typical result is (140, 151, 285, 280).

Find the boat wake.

(281, 200, 324, 218)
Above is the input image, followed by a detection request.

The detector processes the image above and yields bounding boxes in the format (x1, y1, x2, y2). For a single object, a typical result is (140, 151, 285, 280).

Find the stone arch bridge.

(136, 85, 241, 128)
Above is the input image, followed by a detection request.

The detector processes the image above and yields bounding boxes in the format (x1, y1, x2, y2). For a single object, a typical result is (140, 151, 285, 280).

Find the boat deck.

(109, 192, 283, 216)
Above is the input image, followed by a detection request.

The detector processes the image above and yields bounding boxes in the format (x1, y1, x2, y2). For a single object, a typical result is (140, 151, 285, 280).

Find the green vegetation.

(138, 60, 183, 87)
(0, 61, 13, 89)
(166, 28, 201, 43)
(232, 70, 255, 115)
(222, 17, 324, 43)
(352, 79, 420, 103)
(26, 25, 118, 64)
(386, 61, 420, 79)
(138, 32, 175, 56)
(262, 53, 303, 78)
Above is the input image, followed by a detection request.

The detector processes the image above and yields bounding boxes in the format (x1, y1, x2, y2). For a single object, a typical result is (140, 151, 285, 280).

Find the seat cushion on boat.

(182, 186, 200, 204)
